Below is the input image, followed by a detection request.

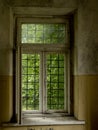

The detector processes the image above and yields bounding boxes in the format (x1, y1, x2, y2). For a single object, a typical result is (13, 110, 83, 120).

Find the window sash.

(21, 23, 66, 44)
(17, 17, 69, 47)
(21, 51, 68, 113)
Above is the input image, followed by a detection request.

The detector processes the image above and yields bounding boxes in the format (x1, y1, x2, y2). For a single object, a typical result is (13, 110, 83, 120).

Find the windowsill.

(2, 116, 85, 127)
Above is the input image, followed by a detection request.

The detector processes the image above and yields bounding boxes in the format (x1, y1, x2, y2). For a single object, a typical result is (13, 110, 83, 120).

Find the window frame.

(16, 16, 71, 123)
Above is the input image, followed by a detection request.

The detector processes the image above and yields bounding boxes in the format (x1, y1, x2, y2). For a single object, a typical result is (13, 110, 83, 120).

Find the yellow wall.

(0, 75, 98, 130)
(1, 75, 98, 130)
(74, 75, 98, 130)
(0, 76, 13, 123)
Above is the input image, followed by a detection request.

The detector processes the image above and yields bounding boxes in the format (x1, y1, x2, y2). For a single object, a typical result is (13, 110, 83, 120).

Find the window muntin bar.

(22, 54, 40, 110)
(21, 24, 65, 44)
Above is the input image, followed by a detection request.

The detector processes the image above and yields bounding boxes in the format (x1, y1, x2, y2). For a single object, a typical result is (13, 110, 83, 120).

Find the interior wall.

(0, 0, 13, 124)
(0, 0, 98, 130)
(75, 0, 98, 129)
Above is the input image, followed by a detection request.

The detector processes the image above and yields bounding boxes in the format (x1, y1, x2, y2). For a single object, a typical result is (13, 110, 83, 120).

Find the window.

(16, 17, 71, 123)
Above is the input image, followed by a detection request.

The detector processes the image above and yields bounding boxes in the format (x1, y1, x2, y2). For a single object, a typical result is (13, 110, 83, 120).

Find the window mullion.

(39, 52, 43, 112)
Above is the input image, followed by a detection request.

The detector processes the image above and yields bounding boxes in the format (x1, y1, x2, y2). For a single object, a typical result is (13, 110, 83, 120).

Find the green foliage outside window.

(21, 24, 65, 44)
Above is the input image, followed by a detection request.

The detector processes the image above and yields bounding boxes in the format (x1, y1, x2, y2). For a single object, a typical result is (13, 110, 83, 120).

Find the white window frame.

(16, 16, 71, 123)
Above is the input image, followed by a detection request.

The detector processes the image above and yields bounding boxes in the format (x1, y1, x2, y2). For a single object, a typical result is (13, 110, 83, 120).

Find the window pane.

(22, 54, 40, 110)
(46, 54, 64, 110)
(21, 24, 65, 44)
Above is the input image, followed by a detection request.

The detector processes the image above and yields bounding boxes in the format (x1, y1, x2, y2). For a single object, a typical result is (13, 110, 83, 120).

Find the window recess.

(16, 17, 71, 123)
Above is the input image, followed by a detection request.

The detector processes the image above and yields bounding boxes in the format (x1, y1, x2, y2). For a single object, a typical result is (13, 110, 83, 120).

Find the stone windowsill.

(2, 116, 85, 126)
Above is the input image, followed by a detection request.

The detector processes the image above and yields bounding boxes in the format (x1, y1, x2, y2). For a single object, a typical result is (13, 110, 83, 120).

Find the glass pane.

(46, 54, 64, 110)
(21, 24, 65, 44)
(22, 54, 40, 110)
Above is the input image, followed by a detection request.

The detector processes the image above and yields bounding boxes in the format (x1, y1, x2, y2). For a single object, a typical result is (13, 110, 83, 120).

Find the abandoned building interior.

(0, 0, 98, 130)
